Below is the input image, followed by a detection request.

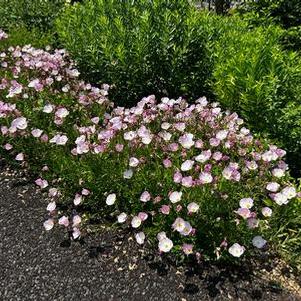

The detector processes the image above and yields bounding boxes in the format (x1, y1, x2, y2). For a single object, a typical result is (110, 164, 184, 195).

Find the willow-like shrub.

(0, 30, 299, 260)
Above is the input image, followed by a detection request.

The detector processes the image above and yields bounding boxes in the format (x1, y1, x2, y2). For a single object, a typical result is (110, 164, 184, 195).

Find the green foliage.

(56, 0, 215, 106)
(0, 27, 55, 50)
(238, 0, 301, 50)
(0, 0, 67, 32)
(212, 19, 301, 175)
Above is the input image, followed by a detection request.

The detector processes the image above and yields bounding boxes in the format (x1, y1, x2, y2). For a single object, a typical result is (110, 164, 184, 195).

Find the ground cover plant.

(0, 30, 300, 265)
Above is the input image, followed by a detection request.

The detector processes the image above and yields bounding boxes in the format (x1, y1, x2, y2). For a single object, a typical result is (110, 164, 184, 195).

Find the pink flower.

(172, 217, 186, 232)
(106, 193, 116, 205)
(252, 236, 267, 249)
(195, 139, 203, 149)
(55, 107, 69, 118)
(182, 243, 194, 255)
(11, 117, 27, 130)
(31, 128, 43, 138)
(72, 227, 81, 239)
(266, 182, 280, 192)
(43, 219, 54, 231)
(195, 150, 211, 163)
(173, 171, 183, 183)
(58, 216, 69, 227)
(49, 134, 68, 145)
(169, 143, 179, 152)
(236, 208, 251, 219)
(247, 218, 259, 229)
(138, 212, 148, 221)
(35, 178, 48, 189)
(115, 144, 124, 152)
(163, 158, 172, 168)
(160, 205, 170, 215)
(179, 133, 194, 149)
(199, 172, 213, 184)
(182, 176, 193, 187)
(4, 143, 13, 150)
(129, 157, 139, 167)
(73, 215, 82, 226)
(140, 191, 151, 202)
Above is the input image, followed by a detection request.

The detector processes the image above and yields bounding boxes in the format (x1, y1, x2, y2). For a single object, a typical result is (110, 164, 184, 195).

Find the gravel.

(0, 163, 300, 301)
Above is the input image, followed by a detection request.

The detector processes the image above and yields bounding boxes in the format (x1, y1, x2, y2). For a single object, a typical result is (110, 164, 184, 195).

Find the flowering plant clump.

(0, 29, 300, 260)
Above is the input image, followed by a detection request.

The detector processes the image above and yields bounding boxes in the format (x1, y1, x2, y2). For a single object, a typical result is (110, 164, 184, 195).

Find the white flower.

(157, 232, 167, 241)
(124, 131, 137, 141)
(135, 232, 145, 245)
(172, 217, 186, 232)
(15, 153, 24, 161)
(266, 182, 280, 192)
(228, 243, 245, 258)
(179, 133, 194, 149)
(11, 117, 27, 130)
(239, 198, 254, 209)
(73, 194, 82, 206)
(106, 193, 116, 205)
(123, 169, 133, 179)
(131, 216, 142, 228)
(187, 202, 199, 213)
(216, 130, 228, 140)
(252, 236, 267, 249)
(274, 193, 288, 205)
(43, 219, 54, 231)
(158, 237, 173, 253)
(46, 201, 56, 212)
(169, 191, 182, 203)
(159, 131, 172, 142)
(43, 104, 54, 113)
(72, 227, 81, 239)
(180, 222, 193, 236)
(117, 212, 127, 223)
(31, 128, 43, 138)
(181, 160, 194, 172)
(272, 168, 285, 178)
(161, 122, 171, 130)
(55, 107, 69, 118)
(195, 150, 211, 163)
(262, 207, 272, 217)
(129, 157, 139, 167)
(49, 134, 68, 145)
(282, 186, 297, 199)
